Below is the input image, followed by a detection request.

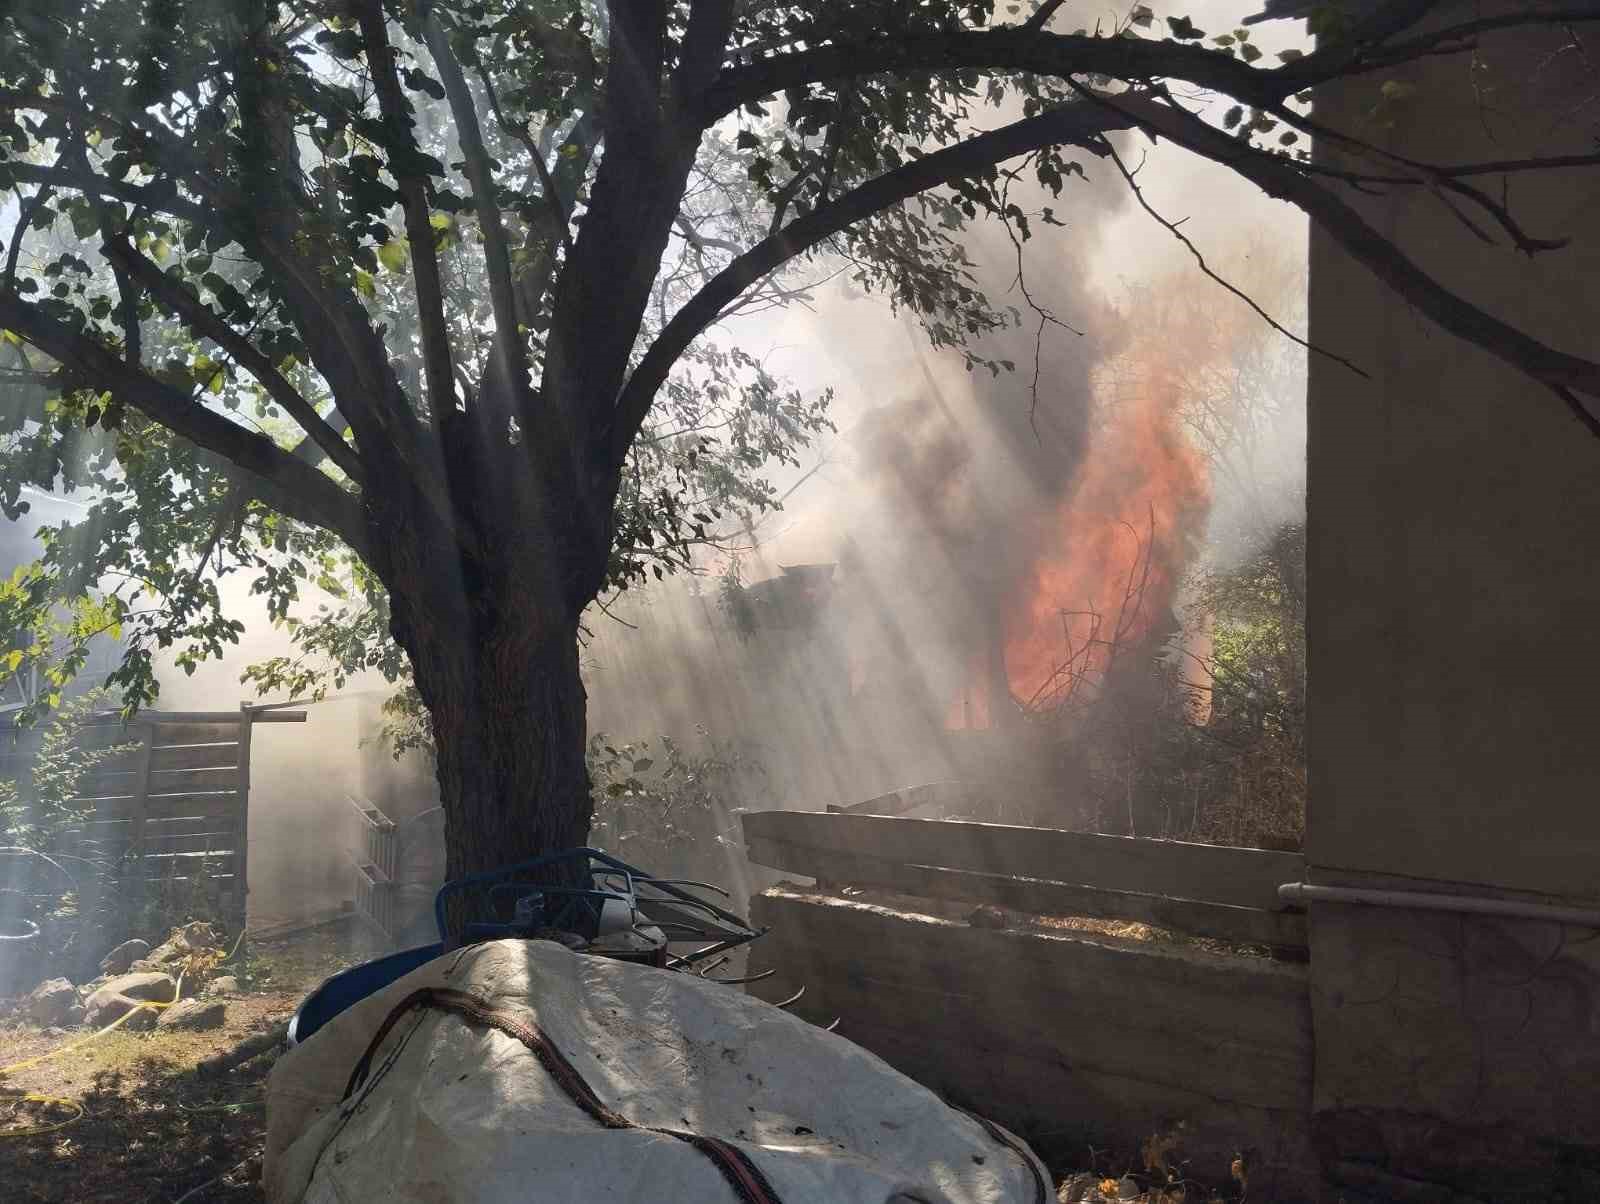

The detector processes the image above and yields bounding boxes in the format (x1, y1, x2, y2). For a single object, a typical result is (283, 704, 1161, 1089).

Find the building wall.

(1305, 4, 1600, 898)
(1304, 5, 1600, 1196)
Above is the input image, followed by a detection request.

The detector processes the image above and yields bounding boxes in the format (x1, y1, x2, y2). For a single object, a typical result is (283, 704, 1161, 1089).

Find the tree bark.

(410, 603, 595, 891)
(374, 429, 601, 894)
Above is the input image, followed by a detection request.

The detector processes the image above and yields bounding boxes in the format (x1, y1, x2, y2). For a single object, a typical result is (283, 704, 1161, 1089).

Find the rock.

(121, 1000, 159, 1031)
(84, 971, 177, 1026)
(143, 938, 189, 966)
(966, 905, 1008, 930)
(1058, 1174, 1095, 1203)
(206, 975, 240, 996)
(22, 977, 79, 1027)
(177, 920, 220, 948)
(99, 938, 151, 976)
(86, 992, 160, 1029)
(157, 997, 226, 1032)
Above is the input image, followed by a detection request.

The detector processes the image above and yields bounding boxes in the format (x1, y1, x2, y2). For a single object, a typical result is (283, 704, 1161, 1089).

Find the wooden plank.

(149, 742, 241, 772)
(145, 813, 239, 837)
(236, 704, 253, 930)
(94, 709, 302, 724)
(67, 724, 148, 753)
(78, 770, 142, 798)
(742, 810, 1303, 913)
(146, 766, 240, 795)
(129, 726, 153, 858)
(147, 721, 240, 747)
(826, 781, 981, 818)
(143, 831, 239, 856)
(745, 836, 1306, 949)
(144, 791, 243, 820)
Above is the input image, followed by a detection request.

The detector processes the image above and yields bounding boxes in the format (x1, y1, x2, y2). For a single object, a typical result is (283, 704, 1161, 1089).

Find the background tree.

(1, 0, 1597, 885)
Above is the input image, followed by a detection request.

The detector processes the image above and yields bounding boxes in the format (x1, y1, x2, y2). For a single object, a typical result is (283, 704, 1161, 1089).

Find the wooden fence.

(742, 802, 1322, 1197)
(0, 706, 305, 929)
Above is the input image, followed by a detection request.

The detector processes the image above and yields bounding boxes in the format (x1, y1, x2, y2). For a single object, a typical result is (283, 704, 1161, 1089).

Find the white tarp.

(266, 938, 1049, 1204)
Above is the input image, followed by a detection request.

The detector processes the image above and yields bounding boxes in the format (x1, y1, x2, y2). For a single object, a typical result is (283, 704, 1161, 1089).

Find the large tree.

(1, 0, 1596, 885)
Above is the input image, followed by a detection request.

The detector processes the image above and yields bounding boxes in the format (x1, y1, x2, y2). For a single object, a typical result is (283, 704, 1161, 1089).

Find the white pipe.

(1278, 882, 1600, 928)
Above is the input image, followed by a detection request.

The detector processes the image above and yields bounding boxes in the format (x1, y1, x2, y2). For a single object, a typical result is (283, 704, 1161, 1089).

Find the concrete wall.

(750, 886, 1322, 1199)
(1304, 4, 1600, 1197)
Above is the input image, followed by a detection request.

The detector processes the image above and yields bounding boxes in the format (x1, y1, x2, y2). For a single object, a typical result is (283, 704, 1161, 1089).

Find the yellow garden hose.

(1, 926, 250, 1140)
(0, 977, 184, 1138)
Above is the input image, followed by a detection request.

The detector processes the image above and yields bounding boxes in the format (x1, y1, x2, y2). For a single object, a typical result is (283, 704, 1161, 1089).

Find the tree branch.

(1071, 91, 1367, 380)
(698, 29, 1293, 124)
(102, 236, 368, 486)
(4, 184, 53, 291)
(423, 11, 532, 417)
(0, 291, 370, 554)
(3, 163, 210, 227)
(1103, 90, 1600, 427)
(611, 98, 1136, 473)
(352, 0, 457, 423)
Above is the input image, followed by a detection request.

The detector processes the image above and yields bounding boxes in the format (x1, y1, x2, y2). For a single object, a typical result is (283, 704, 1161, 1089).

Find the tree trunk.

(422, 619, 595, 889)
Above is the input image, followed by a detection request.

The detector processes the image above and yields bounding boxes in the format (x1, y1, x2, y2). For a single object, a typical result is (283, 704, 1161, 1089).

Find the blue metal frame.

(287, 847, 764, 1047)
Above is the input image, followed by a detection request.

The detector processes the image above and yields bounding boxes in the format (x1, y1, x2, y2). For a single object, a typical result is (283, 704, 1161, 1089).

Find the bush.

(587, 730, 768, 908)
(0, 689, 139, 987)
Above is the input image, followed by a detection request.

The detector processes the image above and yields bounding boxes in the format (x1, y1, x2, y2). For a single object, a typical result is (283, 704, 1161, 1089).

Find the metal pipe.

(1278, 882, 1600, 928)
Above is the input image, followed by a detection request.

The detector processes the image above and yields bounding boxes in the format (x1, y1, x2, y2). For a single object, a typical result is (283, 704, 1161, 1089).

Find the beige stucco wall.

(1303, 7, 1600, 1194)
(1305, 4, 1600, 900)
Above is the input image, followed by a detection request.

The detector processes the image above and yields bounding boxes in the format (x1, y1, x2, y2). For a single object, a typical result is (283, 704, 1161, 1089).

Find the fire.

(1000, 370, 1210, 712)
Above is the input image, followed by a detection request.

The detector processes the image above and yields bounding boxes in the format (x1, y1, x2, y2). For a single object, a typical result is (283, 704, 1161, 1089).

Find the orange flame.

(1002, 372, 1209, 711)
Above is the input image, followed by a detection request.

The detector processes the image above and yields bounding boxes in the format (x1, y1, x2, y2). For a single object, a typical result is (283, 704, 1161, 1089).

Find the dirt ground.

(2, 917, 1211, 1203)
(0, 918, 383, 1204)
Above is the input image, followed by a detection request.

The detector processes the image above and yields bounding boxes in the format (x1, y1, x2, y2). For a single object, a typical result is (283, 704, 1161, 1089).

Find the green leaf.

(1277, 48, 1304, 62)
(632, 757, 654, 772)
(1129, 5, 1154, 26)
(1223, 104, 1244, 129)
(1165, 15, 1204, 40)
(354, 268, 376, 298)
(735, 129, 762, 151)
(150, 238, 170, 264)
(1240, 42, 1263, 62)
(377, 238, 410, 273)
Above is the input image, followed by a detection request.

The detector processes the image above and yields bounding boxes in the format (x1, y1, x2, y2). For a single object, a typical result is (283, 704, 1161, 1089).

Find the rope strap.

(344, 987, 785, 1204)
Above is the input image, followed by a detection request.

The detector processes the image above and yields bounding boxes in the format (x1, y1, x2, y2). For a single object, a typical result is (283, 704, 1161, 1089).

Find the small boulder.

(121, 1000, 159, 1031)
(86, 992, 160, 1029)
(157, 997, 226, 1032)
(177, 920, 220, 948)
(966, 905, 1009, 930)
(206, 975, 240, 996)
(99, 938, 151, 976)
(22, 977, 79, 1027)
(84, 971, 176, 1026)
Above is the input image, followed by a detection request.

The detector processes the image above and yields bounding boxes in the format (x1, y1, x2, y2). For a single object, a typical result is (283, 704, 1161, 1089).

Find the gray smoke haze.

(0, 0, 1313, 926)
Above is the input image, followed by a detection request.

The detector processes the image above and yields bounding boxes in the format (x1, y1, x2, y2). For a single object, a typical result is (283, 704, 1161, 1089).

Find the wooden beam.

(746, 837, 1307, 949)
(80, 709, 305, 724)
(149, 742, 241, 772)
(149, 722, 242, 746)
(235, 702, 254, 931)
(742, 809, 1303, 913)
(145, 766, 241, 795)
(825, 780, 981, 817)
